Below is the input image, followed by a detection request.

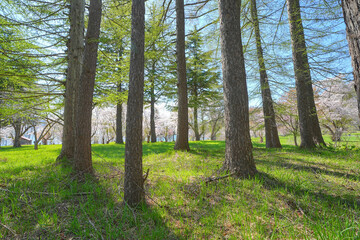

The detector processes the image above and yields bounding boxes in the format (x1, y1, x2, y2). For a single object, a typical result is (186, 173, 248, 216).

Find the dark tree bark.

(57, 0, 85, 163)
(250, 0, 281, 149)
(150, 72, 157, 143)
(174, 0, 190, 151)
(124, 0, 145, 207)
(218, 0, 257, 178)
(12, 119, 21, 148)
(193, 105, 200, 141)
(73, 0, 102, 176)
(286, 0, 325, 148)
(342, 0, 360, 121)
(116, 82, 124, 144)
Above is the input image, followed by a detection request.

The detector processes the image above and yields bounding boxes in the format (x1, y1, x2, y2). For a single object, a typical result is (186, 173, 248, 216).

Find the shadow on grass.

(257, 171, 360, 213)
(0, 161, 178, 239)
(256, 158, 359, 181)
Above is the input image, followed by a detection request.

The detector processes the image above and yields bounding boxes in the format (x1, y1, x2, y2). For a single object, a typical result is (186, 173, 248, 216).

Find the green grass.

(0, 138, 359, 239)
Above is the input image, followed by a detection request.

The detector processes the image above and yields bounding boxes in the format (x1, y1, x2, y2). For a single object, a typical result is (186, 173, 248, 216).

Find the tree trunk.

(342, 0, 360, 122)
(251, 0, 281, 149)
(194, 106, 200, 141)
(218, 0, 257, 178)
(73, 0, 102, 176)
(174, 0, 190, 151)
(13, 120, 21, 148)
(150, 75, 157, 143)
(57, 0, 85, 163)
(124, 0, 145, 207)
(286, 0, 325, 148)
(293, 132, 298, 146)
(116, 82, 124, 144)
(33, 125, 38, 150)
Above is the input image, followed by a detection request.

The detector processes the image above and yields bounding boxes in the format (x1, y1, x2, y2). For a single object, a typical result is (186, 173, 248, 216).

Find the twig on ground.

(0, 187, 92, 196)
(205, 172, 237, 183)
(0, 221, 17, 236)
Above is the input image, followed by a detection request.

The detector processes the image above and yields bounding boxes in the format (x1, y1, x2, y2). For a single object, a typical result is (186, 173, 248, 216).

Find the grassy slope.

(0, 138, 359, 239)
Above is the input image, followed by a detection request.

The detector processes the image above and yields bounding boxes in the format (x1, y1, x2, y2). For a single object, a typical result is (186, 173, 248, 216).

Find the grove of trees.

(0, 0, 358, 206)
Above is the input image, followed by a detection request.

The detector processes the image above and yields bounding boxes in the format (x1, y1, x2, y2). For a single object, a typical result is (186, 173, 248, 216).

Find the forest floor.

(0, 137, 359, 239)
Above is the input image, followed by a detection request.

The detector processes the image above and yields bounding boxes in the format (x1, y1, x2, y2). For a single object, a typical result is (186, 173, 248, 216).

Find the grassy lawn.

(0, 139, 359, 239)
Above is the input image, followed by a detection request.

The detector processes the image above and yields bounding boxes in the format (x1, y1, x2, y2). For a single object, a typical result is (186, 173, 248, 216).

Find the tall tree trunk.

(73, 0, 102, 176)
(124, 0, 145, 207)
(150, 74, 157, 143)
(116, 82, 124, 144)
(13, 120, 21, 148)
(218, 0, 257, 178)
(250, 0, 281, 149)
(342, 0, 360, 122)
(286, 0, 325, 148)
(174, 0, 190, 151)
(57, 0, 85, 163)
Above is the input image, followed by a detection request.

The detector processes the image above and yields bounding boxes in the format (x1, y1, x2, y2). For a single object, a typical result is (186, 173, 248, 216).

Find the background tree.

(186, 30, 221, 141)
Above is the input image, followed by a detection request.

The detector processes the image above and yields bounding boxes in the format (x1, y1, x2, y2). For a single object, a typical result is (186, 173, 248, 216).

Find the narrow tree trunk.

(73, 0, 102, 176)
(286, 0, 325, 148)
(124, 0, 145, 207)
(150, 75, 157, 143)
(342, 0, 360, 122)
(194, 106, 200, 141)
(251, 0, 281, 149)
(57, 0, 85, 163)
(116, 82, 124, 144)
(218, 0, 257, 178)
(174, 0, 190, 151)
(33, 125, 38, 150)
(293, 132, 298, 147)
(13, 120, 21, 148)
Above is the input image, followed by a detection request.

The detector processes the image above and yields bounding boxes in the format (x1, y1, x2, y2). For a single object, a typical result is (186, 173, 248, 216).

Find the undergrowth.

(0, 139, 359, 239)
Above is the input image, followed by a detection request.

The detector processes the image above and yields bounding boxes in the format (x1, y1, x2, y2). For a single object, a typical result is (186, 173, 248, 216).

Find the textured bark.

(73, 0, 102, 176)
(57, 0, 85, 163)
(13, 120, 21, 148)
(124, 0, 145, 207)
(286, 0, 325, 148)
(193, 105, 200, 141)
(342, 0, 360, 121)
(218, 0, 257, 178)
(116, 82, 124, 144)
(150, 74, 157, 143)
(250, 0, 281, 149)
(174, 0, 190, 151)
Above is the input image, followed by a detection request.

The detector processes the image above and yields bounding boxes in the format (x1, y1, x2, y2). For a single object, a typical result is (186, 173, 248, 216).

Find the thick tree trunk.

(342, 0, 360, 121)
(116, 82, 124, 144)
(150, 76, 157, 143)
(124, 0, 145, 207)
(13, 120, 21, 148)
(174, 0, 190, 151)
(286, 0, 325, 148)
(218, 0, 257, 178)
(57, 0, 85, 163)
(251, 0, 281, 149)
(73, 0, 102, 176)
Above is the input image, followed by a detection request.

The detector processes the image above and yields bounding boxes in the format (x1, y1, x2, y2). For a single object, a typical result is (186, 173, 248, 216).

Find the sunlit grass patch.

(0, 139, 359, 239)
